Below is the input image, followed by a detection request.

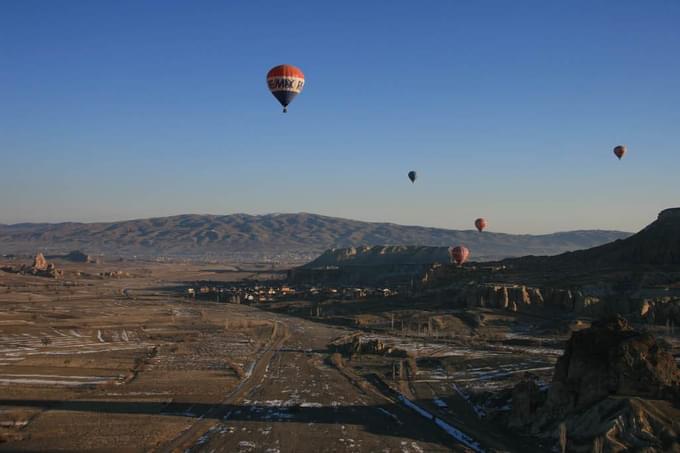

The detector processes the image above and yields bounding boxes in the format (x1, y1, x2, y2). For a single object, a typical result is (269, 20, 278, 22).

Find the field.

(4, 258, 673, 452)
(0, 260, 465, 451)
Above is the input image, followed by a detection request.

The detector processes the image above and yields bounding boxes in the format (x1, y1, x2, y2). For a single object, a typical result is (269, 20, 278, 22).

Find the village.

(184, 282, 401, 304)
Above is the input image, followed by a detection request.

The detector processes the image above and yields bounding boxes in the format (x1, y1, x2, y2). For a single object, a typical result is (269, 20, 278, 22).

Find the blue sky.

(1, 1, 678, 233)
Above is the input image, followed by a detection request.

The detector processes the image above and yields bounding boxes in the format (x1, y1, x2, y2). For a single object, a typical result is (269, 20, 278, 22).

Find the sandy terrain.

(12, 256, 677, 451)
(0, 260, 481, 452)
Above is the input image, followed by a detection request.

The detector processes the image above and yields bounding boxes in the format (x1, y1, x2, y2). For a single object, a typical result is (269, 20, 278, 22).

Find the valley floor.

(5, 260, 674, 452)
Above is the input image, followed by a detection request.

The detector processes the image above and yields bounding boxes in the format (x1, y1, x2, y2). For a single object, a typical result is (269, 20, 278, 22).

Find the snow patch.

(398, 395, 484, 452)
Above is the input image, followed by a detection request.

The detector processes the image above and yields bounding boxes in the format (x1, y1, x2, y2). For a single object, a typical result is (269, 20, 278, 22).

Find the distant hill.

(0, 213, 630, 262)
(45, 250, 95, 263)
(303, 245, 451, 268)
(505, 208, 680, 270)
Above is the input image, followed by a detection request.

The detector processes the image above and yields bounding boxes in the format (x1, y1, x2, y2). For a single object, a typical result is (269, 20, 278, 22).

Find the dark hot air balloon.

(408, 171, 417, 183)
(474, 218, 487, 232)
(613, 145, 626, 160)
(267, 64, 305, 113)
(449, 246, 470, 266)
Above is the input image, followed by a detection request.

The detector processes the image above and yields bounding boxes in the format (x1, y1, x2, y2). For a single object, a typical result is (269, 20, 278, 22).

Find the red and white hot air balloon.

(266, 64, 305, 113)
(449, 246, 470, 266)
(613, 145, 626, 160)
(474, 218, 487, 232)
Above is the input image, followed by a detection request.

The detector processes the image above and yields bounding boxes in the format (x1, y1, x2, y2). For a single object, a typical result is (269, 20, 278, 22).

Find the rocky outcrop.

(562, 397, 680, 453)
(29, 253, 61, 278)
(545, 316, 680, 415)
(329, 334, 408, 358)
(32, 252, 48, 271)
(0, 253, 62, 278)
(511, 316, 680, 452)
(422, 274, 678, 327)
(305, 245, 452, 267)
(434, 280, 679, 326)
(453, 283, 605, 315)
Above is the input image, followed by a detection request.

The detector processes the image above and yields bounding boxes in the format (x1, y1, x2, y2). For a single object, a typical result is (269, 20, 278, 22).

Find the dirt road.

(179, 307, 463, 452)
(158, 320, 289, 452)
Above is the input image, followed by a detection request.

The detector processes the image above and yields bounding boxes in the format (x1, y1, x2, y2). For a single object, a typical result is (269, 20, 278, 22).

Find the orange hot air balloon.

(449, 246, 470, 266)
(474, 218, 487, 232)
(613, 145, 626, 160)
(266, 64, 305, 113)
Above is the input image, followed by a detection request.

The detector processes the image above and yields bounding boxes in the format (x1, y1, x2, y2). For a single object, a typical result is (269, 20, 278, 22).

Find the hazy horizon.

(2, 1, 678, 234)
(0, 210, 641, 235)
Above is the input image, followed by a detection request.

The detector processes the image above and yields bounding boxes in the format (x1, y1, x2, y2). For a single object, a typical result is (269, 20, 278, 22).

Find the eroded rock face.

(546, 316, 680, 417)
(564, 397, 680, 453)
(512, 316, 680, 451)
(456, 284, 604, 315)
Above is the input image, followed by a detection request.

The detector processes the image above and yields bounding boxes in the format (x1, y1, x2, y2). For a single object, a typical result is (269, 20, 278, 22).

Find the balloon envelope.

(614, 145, 626, 160)
(474, 218, 487, 232)
(408, 171, 417, 183)
(267, 64, 305, 112)
(449, 246, 470, 265)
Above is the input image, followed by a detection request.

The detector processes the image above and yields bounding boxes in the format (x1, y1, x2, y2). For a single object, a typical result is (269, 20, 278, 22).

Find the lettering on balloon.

(267, 77, 304, 93)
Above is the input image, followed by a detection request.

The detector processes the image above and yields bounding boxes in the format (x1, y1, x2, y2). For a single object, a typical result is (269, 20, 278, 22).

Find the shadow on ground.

(0, 398, 469, 450)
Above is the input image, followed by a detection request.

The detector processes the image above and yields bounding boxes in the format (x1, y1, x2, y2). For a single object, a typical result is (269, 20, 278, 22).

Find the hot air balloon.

(474, 218, 487, 232)
(449, 246, 470, 266)
(613, 145, 626, 160)
(408, 171, 417, 183)
(266, 64, 305, 113)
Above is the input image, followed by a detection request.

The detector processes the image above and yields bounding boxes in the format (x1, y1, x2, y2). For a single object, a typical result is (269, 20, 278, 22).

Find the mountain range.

(0, 213, 630, 262)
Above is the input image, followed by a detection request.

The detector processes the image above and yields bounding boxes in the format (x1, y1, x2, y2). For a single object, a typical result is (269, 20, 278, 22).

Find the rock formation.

(438, 282, 606, 316)
(32, 252, 48, 271)
(28, 253, 61, 278)
(511, 316, 680, 451)
(423, 274, 679, 326)
(545, 316, 680, 414)
(329, 334, 408, 358)
(0, 252, 62, 278)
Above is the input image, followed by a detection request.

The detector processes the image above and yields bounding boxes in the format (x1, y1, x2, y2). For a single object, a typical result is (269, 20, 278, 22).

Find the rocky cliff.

(511, 316, 680, 452)
(455, 284, 602, 314)
(418, 209, 680, 325)
(303, 245, 452, 267)
(421, 278, 680, 325)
